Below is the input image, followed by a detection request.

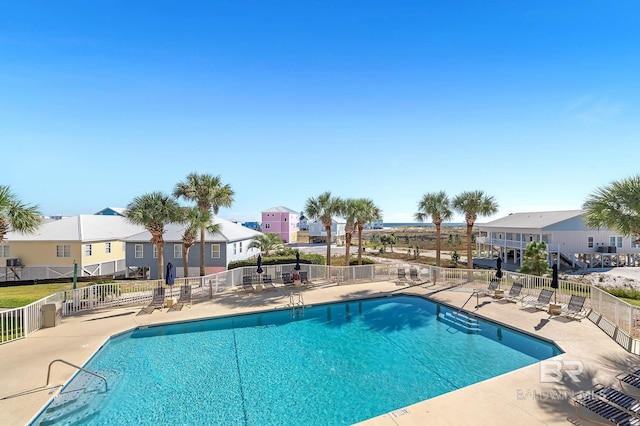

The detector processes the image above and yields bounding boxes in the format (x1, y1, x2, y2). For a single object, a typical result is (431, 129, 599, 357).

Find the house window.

(174, 244, 182, 258)
(85, 244, 92, 256)
(239, 242, 243, 253)
(610, 236, 623, 248)
(265, 223, 270, 229)
(211, 244, 220, 258)
(135, 244, 143, 258)
(152, 245, 158, 258)
(588, 237, 594, 248)
(233, 243, 237, 255)
(632, 237, 640, 249)
(56, 245, 71, 258)
(105, 242, 112, 254)
(0, 245, 10, 257)
(122, 242, 126, 252)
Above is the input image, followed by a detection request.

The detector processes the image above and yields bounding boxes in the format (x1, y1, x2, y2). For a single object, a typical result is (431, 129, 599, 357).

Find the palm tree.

(177, 207, 220, 278)
(452, 190, 499, 269)
(248, 233, 285, 256)
(583, 175, 640, 243)
(304, 191, 342, 265)
(173, 173, 235, 276)
(339, 198, 357, 265)
(0, 185, 41, 243)
(354, 198, 381, 265)
(125, 192, 181, 279)
(415, 191, 453, 267)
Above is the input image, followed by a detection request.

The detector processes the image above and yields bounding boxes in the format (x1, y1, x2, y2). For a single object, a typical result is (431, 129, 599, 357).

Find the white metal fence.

(2, 262, 640, 353)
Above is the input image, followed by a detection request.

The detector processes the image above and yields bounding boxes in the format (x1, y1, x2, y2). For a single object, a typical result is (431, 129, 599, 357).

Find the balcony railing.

(477, 237, 560, 252)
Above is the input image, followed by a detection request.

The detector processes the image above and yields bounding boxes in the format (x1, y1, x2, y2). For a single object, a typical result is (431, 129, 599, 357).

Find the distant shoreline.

(383, 222, 471, 228)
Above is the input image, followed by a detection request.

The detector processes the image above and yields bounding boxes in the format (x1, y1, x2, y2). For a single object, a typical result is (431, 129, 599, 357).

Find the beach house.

(308, 218, 346, 245)
(476, 210, 640, 270)
(123, 216, 262, 278)
(0, 215, 145, 281)
(260, 206, 299, 243)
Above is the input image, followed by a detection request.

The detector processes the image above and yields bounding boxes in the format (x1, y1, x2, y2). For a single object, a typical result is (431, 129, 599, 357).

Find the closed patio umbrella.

(257, 254, 263, 274)
(294, 251, 301, 271)
(166, 262, 176, 298)
(496, 256, 503, 279)
(551, 263, 559, 304)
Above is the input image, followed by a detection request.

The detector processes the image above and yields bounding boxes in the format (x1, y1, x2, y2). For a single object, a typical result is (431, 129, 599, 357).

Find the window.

(211, 244, 220, 258)
(632, 237, 640, 249)
(135, 244, 143, 258)
(174, 244, 182, 258)
(0, 245, 10, 257)
(233, 243, 237, 255)
(152, 245, 158, 258)
(85, 244, 92, 256)
(239, 242, 243, 253)
(265, 223, 270, 229)
(105, 242, 111, 254)
(122, 242, 126, 252)
(56, 245, 71, 258)
(610, 236, 623, 248)
(588, 237, 594, 248)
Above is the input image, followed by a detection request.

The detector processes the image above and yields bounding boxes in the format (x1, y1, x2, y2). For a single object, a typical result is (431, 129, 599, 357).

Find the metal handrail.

(46, 359, 108, 391)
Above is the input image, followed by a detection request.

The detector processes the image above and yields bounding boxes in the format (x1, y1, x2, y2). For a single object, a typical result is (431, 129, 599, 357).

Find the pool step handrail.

(46, 359, 108, 392)
(447, 292, 479, 333)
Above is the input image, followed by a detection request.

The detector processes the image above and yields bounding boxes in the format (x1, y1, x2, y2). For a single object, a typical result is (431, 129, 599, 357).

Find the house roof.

(262, 206, 298, 214)
(94, 207, 127, 216)
(5, 215, 146, 242)
(123, 216, 263, 243)
(479, 210, 585, 229)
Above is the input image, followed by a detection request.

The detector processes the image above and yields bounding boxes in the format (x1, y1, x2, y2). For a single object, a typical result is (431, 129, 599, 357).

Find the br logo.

(540, 357, 584, 383)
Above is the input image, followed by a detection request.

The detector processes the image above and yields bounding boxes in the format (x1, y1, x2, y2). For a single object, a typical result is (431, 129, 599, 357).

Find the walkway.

(0, 280, 638, 425)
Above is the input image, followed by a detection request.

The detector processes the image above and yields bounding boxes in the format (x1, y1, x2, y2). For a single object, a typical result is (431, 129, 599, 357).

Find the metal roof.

(262, 206, 299, 214)
(123, 216, 263, 243)
(479, 210, 586, 229)
(5, 215, 146, 242)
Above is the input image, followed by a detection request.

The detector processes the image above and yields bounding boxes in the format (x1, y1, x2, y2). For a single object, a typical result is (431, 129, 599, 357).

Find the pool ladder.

(46, 359, 108, 391)
(289, 292, 305, 318)
(446, 292, 481, 334)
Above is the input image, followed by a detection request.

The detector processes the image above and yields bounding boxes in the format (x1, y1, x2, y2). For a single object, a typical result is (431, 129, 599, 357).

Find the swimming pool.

(32, 295, 561, 425)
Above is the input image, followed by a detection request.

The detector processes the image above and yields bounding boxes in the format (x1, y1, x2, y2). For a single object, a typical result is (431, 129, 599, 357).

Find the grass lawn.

(0, 282, 87, 308)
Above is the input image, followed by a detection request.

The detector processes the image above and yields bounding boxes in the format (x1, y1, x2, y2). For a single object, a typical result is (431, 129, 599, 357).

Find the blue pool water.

(33, 296, 561, 425)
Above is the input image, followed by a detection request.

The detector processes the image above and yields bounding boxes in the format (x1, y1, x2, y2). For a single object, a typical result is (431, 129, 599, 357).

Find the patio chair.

(394, 268, 409, 285)
(261, 275, 276, 290)
(521, 289, 554, 311)
(282, 272, 294, 286)
(591, 383, 640, 415)
(572, 386, 640, 425)
(242, 275, 255, 292)
(168, 285, 192, 312)
(503, 283, 524, 303)
(409, 268, 424, 285)
(477, 280, 499, 297)
(300, 271, 312, 286)
(138, 286, 166, 315)
(556, 295, 587, 320)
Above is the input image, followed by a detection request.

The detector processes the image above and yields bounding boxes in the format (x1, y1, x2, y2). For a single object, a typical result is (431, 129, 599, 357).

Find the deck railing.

(2, 262, 640, 353)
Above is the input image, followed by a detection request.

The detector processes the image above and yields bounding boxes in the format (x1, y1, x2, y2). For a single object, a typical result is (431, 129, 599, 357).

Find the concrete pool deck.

(1, 280, 639, 425)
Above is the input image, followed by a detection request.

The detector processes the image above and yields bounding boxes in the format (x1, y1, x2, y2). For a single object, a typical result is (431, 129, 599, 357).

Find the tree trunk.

(435, 222, 442, 267)
(183, 245, 191, 278)
(357, 226, 363, 265)
(157, 242, 164, 280)
(325, 226, 332, 265)
(466, 222, 474, 269)
(199, 226, 206, 276)
(345, 232, 352, 266)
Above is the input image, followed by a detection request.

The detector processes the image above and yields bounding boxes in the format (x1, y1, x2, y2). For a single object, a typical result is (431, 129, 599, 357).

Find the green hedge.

(228, 254, 325, 270)
(348, 258, 376, 266)
(605, 287, 640, 301)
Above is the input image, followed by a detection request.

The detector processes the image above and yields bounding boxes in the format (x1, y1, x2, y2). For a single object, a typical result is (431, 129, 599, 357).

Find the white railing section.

(2, 261, 640, 353)
(477, 237, 560, 252)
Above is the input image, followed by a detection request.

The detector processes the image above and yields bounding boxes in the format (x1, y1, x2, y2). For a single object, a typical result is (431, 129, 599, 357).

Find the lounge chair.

(409, 268, 424, 285)
(572, 385, 640, 425)
(138, 286, 166, 315)
(168, 285, 192, 312)
(282, 272, 294, 286)
(300, 271, 312, 286)
(503, 283, 524, 303)
(616, 368, 640, 394)
(242, 275, 255, 292)
(592, 384, 640, 415)
(521, 289, 554, 311)
(557, 295, 587, 320)
(394, 268, 409, 285)
(477, 280, 499, 297)
(261, 275, 276, 290)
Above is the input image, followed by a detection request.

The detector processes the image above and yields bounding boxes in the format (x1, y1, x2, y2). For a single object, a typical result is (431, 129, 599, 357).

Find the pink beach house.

(261, 206, 299, 243)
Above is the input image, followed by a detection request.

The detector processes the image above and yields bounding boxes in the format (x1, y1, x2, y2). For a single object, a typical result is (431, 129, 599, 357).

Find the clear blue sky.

(2, 1, 639, 223)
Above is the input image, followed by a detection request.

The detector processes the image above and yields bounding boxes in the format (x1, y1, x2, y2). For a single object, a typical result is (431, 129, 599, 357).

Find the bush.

(605, 287, 640, 300)
(228, 253, 325, 270)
